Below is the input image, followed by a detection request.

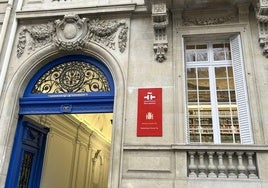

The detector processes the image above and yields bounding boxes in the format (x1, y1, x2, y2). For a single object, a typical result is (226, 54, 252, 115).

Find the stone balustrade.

(187, 150, 258, 179)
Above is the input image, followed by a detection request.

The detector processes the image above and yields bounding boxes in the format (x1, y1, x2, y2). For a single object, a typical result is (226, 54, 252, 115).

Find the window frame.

(184, 35, 253, 144)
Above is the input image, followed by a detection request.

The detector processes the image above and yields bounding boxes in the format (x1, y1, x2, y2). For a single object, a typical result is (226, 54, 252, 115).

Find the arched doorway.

(6, 55, 115, 188)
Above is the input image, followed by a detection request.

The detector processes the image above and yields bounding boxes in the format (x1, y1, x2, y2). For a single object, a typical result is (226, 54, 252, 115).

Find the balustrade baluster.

(207, 152, 217, 178)
(217, 151, 227, 178)
(237, 152, 247, 178)
(198, 152, 207, 178)
(227, 152, 237, 178)
(187, 150, 258, 179)
(246, 152, 258, 179)
(188, 151, 197, 178)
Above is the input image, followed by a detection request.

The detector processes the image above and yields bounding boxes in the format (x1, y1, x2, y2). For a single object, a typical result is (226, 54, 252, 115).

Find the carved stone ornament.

(17, 23, 55, 57)
(256, 0, 268, 57)
(152, 3, 168, 63)
(17, 14, 128, 57)
(182, 14, 235, 26)
(87, 19, 128, 52)
(54, 14, 88, 51)
(153, 43, 168, 63)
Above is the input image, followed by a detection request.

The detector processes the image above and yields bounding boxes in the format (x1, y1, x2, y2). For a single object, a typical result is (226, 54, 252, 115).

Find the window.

(185, 35, 253, 144)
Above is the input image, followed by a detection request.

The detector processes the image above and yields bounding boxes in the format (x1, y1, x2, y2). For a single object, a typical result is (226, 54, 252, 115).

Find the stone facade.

(0, 0, 268, 188)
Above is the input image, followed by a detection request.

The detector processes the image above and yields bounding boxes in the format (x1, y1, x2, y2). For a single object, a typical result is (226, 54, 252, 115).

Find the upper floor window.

(185, 35, 253, 144)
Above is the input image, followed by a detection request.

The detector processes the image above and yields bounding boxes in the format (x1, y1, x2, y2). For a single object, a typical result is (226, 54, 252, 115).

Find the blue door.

(6, 55, 114, 187)
(5, 118, 49, 188)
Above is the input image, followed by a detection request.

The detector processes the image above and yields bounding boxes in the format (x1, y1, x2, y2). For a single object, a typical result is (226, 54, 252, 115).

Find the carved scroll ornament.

(17, 14, 128, 57)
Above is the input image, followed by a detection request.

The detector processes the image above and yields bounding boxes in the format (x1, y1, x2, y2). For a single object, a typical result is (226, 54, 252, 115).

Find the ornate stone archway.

(1, 14, 126, 186)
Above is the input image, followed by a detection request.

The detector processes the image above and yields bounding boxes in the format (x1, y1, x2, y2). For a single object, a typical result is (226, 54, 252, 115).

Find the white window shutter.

(183, 37, 190, 144)
(230, 35, 253, 144)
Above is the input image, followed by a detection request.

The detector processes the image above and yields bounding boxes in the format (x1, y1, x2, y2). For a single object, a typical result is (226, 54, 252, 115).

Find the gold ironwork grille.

(32, 61, 110, 94)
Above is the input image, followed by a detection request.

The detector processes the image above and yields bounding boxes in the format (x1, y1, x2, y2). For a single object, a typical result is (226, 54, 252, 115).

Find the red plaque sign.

(137, 88, 162, 136)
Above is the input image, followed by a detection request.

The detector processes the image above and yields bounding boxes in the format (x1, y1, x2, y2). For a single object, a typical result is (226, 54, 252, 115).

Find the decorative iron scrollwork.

(32, 61, 110, 94)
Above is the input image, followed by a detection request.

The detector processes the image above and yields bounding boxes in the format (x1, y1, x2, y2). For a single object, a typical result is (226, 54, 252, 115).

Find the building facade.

(0, 0, 268, 187)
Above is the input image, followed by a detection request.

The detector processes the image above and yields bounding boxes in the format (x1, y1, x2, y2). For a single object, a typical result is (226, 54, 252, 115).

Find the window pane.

(188, 91, 197, 102)
(190, 134, 200, 142)
(232, 107, 238, 116)
(229, 78, 234, 89)
(197, 52, 208, 61)
(230, 90, 236, 102)
(219, 114, 234, 143)
(215, 67, 227, 78)
(186, 45, 196, 62)
(197, 68, 209, 78)
(186, 51, 195, 62)
(198, 79, 210, 90)
(213, 43, 224, 49)
(227, 67, 233, 77)
(218, 108, 231, 116)
(225, 43, 232, 60)
(235, 134, 241, 143)
(216, 79, 228, 90)
(225, 43, 231, 51)
(187, 68, 196, 78)
(196, 44, 208, 61)
(201, 131, 213, 142)
(189, 107, 200, 143)
(187, 80, 197, 90)
(199, 91, 211, 102)
(196, 44, 207, 49)
(217, 91, 229, 102)
(186, 45, 195, 50)
(213, 43, 225, 61)
(218, 105, 239, 144)
(221, 134, 233, 143)
(188, 107, 214, 143)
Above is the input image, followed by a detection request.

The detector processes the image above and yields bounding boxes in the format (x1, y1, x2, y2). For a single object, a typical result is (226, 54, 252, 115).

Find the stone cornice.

(16, 4, 145, 19)
(123, 144, 268, 151)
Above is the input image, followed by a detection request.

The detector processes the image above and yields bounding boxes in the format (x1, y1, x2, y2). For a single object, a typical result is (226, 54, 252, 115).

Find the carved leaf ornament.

(17, 14, 128, 57)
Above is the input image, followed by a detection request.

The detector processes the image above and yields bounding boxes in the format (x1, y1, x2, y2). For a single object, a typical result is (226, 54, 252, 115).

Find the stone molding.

(152, 2, 168, 63)
(17, 14, 128, 58)
(256, 0, 268, 57)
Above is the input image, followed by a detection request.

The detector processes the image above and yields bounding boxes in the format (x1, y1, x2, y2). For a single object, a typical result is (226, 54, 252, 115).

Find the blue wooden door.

(5, 118, 49, 188)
